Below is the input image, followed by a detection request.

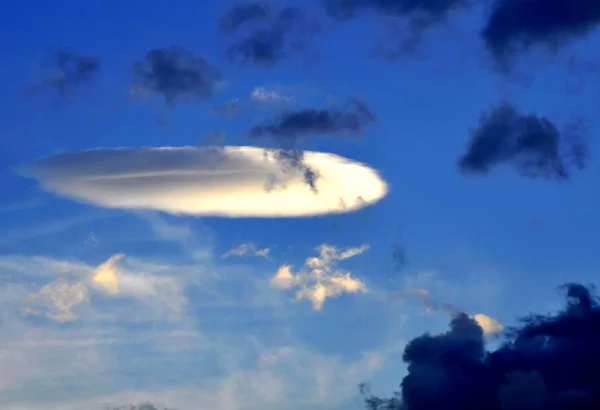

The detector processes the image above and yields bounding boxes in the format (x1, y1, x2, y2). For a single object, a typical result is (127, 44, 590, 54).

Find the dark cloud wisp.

(132, 46, 222, 107)
(31, 49, 100, 97)
(362, 282, 600, 410)
(248, 98, 376, 144)
(458, 102, 589, 180)
(219, 1, 319, 66)
(482, 0, 600, 72)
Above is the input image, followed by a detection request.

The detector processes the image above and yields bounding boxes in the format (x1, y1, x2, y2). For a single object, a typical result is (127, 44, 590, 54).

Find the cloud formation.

(271, 244, 368, 310)
(221, 243, 270, 259)
(250, 86, 295, 106)
(363, 282, 600, 410)
(248, 98, 376, 145)
(219, 1, 319, 66)
(322, 0, 472, 54)
(21, 278, 89, 323)
(30, 49, 100, 97)
(458, 102, 589, 180)
(482, 0, 600, 72)
(131, 46, 222, 107)
(24, 145, 388, 217)
(400, 288, 503, 335)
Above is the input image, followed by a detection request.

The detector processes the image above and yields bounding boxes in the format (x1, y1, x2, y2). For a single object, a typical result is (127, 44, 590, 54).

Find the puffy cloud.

(458, 102, 589, 180)
(482, 0, 600, 72)
(472, 313, 503, 335)
(29, 49, 100, 97)
(131, 46, 222, 107)
(271, 244, 368, 310)
(363, 282, 600, 410)
(221, 243, 270, 259)
(23, 145, 388, 217)
(92, 253, 123, 295)
(219, 1, 319, 66)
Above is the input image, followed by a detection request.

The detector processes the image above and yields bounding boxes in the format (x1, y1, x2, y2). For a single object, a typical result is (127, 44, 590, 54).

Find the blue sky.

(1, 1, 600, 409)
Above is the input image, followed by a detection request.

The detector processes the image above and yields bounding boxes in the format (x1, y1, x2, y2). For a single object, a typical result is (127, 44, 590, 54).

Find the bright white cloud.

(221, 243, 270, 259)
(472, 313, 504, 335)
(21, 278, 89, 323)
(271, 244, 369, 310)
(92, 253, 122, 295)
(23, 146, 388, 217)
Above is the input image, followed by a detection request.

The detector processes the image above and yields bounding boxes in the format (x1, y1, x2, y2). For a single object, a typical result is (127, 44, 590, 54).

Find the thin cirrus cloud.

(22, 145, 388, 218)
(221, 243, 270, 259)
(271, 244, 369, 310)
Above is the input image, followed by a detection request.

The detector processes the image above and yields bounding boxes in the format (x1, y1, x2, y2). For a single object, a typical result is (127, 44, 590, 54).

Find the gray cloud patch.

(482, 0, 600, 72)
(458, 102, 589, 180)
(220, 1, 319, 66)
(30, 49, 100, 97)
(131, 46, 222, 107)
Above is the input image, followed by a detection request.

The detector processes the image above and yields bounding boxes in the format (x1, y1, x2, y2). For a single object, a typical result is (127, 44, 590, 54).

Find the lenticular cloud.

(23, 146, 388, 217)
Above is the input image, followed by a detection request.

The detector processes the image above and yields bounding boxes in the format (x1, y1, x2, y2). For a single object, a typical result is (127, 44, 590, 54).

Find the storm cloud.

(458, 102, 589, 180)
(482, 0, 600, 72)
(131, 46, 222, 107)
(362, 282, 600, 410)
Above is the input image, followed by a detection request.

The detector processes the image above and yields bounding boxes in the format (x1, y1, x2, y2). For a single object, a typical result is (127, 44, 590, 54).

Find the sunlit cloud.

(472, 313, 503, 335)
(221, 243, 270, 259)
(271, 244, 368, 310)
(92, 253, 123, 295)
(22, 146, 388, 218)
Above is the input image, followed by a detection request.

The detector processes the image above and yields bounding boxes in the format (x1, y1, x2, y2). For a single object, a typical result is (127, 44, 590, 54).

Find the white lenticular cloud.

(23, 146, 388, 218)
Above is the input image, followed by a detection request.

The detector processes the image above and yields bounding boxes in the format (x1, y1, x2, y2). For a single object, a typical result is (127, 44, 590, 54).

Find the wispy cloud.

(250, 86, 295, 106)
(24, 146, 388, 217)
(271, 244, 369, 310)
(221, 243, 270, 259)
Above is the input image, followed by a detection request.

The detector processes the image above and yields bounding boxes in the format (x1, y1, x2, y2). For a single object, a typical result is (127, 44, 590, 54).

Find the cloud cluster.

(363, 283, 600, 410)
(219, 1, 319, 66)
(24, 145, 388, 217)
(482, 0, 600, 72)
(458, 102, 589, 180)
(271, 244, 369, 310)
(131, 46, 222, 107)
(30, 49, 100, 97)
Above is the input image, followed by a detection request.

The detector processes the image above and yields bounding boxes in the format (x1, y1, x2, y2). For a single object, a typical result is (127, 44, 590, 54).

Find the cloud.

(481, 0, 600, 72)
(271, 244, 369, 310)
(131, 46, 222, 107)
(322, 0, 472, 54)
(211, 98, 240, 116)
(21, 278, 90, 322)
(250, 86, 295, 106)
(219, 1, 319, 66)
(248, 98, 376, 144)
(23, 145, 388, 217)
(399, 288, 503, 335)
(458, 102, 589, 180)
(92, 253, 123, 295)
(221, 243, 270, 259)
(363, 282, 600, 410)
(29, 49, 100, 97)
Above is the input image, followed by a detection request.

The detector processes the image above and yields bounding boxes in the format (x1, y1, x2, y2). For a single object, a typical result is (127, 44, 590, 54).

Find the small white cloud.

(250, 86, 295, 105)
(91, 253, 123, 295)
(471, 313, 503, 335)
(23, 146, 388, 218)
(271, 244, 368, 310)
(221, 243, 270, 259)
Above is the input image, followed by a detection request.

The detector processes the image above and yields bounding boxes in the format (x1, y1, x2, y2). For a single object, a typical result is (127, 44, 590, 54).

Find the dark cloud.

(362, 282, 600, 410)
(105, 403, 173, 410)
(482, 0, 600, 72)
(248, 98, 376, 144)
(31, 49, 100, 97)
(132, 46, 222, 107)
(458, 102, 589, 180)
(219, 1, 319, 66)
(322, 0, 471, 54)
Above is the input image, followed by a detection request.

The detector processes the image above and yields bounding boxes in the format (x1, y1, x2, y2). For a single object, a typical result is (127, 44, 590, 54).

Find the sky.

(1, 0, 600, 409)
